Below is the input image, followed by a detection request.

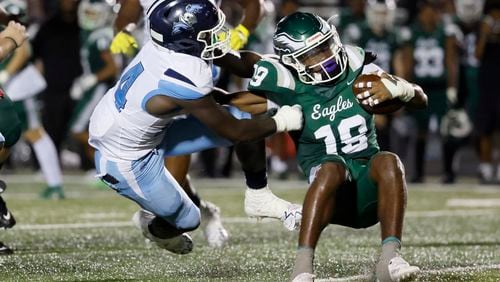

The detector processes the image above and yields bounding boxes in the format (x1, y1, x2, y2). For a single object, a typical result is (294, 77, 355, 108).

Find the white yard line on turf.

(16, 209, 500, 230)
(316, 264, 500, 282)
(447, 198, 500, 207)
(2, 175, 500, 192)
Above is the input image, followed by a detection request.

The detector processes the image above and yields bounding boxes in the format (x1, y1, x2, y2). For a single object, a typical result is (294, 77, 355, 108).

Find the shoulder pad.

(345, 45, 365, 72)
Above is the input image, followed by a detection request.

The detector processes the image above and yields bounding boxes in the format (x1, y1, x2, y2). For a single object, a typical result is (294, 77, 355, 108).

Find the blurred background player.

(475, 0, 500, 184)
(32, 0, 82, 156)
(110, 0, 261, 55)
(402, 0, 459, 183)
(68, 0, 118, 174)
(439, 0, 483, 184)
(343, 0, 407, 151)
(0, 19, 31, 255)
(0, 0, 64, 199)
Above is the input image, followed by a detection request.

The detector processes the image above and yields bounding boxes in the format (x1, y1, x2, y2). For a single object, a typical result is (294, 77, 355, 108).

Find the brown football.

(352, 74, 405, 114)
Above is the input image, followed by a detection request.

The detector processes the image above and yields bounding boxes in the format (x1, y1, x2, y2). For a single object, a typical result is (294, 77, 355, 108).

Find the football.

(352, 74, 405, 114)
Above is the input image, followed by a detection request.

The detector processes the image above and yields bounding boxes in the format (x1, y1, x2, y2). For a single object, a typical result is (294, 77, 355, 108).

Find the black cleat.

(0, 180, 6, 194)
(0, 241, 14, 255)
(0, 209, 15, 229)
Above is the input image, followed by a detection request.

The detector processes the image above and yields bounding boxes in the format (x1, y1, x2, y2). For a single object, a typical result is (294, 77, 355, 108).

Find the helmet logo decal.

(172, 4, 203, 35)
(305, 32, 323, 46)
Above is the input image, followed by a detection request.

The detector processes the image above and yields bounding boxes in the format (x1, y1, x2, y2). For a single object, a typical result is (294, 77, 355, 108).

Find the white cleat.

(292, 273, 315, 282)
(244, 187, 302, 231)
(377, 256, 420, 282)
(200, 201, 229, 248)
(132, 210, 193, 254)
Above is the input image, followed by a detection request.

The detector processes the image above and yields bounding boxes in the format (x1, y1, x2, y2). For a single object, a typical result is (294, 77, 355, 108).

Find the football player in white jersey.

(88, 0, 303, 254)
(109, 0, 303, 249)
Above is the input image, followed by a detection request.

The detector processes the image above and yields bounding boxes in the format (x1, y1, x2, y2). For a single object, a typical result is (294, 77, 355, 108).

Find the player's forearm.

(239, 0, 262, 31)
(114, 0, 142, 32)
(4, 41, 30, 75)
(215, 51, 262, 78)
(445, 37, 458, 89)
(405, 84, 428, 110)
(0, 36, 18, 60)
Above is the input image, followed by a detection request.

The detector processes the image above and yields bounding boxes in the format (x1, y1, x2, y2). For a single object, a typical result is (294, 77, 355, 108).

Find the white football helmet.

(365, 0, 396, 33)
(77, 0, 113, 31)
(455, 0, 484, 24)
(0, 0, 27, 22)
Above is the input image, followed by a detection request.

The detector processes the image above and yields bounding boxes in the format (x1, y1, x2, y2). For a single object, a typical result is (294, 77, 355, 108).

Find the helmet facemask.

(455, 0, 484, 25)
(281, 28, 347, 85)
(197, 9, 231, 60)
(365, 0, 396, 34)
(78, 0, 112, 31)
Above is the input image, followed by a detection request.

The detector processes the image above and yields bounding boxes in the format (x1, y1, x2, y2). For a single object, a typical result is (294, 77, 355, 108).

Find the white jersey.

(89, 41, 214, 162)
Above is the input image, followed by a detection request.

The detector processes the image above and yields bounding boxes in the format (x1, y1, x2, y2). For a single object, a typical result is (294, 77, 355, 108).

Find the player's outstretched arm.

(147, 94, 302, 143)
(214, 51, 262, 78)
(212, 90, 268, 115)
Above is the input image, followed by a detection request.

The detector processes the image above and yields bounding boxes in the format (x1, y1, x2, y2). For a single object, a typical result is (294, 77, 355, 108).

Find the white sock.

(479, 162, 493, 180)
(32, 134, 63, 187)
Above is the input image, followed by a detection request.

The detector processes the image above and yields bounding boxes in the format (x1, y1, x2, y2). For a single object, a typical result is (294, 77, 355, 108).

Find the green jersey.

(80, 27, 113, 76)
(407, 22, 452, 88)
(0, 93, 21, 148)
(248, 46, 379, 177)
(345, 22, 402, 72)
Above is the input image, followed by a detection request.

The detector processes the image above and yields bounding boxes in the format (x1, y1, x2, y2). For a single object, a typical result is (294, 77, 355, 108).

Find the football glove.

(272, 105, 303, 132)
(70, 74, 97, 100)
(230, 24, 250, 51)
(0, 70, 10, 85)
(110, 31, 139, 57)
(446, 87, 458, 105)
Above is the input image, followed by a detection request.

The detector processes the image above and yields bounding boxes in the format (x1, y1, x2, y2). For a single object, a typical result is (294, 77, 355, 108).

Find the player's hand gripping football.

(0, 21, 28, 48)
(110, 31, 139, 57)
(272, 105, 303, 132)
(354, 72, 415, 107)
(230, 24, 250, 50)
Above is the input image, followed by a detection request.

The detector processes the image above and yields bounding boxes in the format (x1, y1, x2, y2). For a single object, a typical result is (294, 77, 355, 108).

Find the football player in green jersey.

(402, 0, 459, 183)
(0, 19, 29, 255)
(69, 0, 118, 171)
(343, 0, 407, 151)
(224, 12, 427, 281)
(439, 0, 483, 184)
(0, 0, 65, 199)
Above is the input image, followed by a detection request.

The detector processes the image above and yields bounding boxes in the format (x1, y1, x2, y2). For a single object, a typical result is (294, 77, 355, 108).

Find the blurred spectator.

(32, 0, 82, 152)
(402, 0, 459, 183)
(475, 0, 500, 184)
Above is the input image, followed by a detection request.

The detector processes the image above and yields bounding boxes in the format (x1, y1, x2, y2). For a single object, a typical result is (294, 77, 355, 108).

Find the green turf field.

(0, 175, 498, 281)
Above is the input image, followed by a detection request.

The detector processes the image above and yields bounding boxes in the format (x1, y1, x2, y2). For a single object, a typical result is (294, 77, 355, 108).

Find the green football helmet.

(273, 12, 347, 85)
